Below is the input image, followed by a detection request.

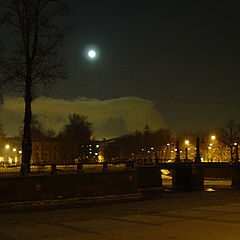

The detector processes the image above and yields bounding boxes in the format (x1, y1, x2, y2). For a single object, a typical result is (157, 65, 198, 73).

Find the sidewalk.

(1, 190, 240, 239)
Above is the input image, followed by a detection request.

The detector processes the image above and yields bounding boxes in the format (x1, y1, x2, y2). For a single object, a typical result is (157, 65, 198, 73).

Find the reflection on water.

(205, 188, 216, 192)
(162, 174, 232, 190)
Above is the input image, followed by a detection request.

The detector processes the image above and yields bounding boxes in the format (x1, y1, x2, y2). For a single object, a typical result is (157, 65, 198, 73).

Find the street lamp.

(211, 135, 216, 140)
(185, 140, 189, 161)
(234, 142, 239, 162)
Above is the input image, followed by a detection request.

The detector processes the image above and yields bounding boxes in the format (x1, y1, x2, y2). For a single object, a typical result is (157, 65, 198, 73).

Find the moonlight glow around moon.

(88, 50, 96, 59)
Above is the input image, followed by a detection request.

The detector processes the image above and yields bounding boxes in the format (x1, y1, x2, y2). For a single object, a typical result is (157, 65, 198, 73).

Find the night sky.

(1, 0, 240, 138)
(55, 1, 240, 130)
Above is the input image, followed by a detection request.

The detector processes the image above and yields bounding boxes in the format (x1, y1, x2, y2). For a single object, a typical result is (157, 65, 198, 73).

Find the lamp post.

(234, 142, 239, 162)
(184, 140, 189, 161)
(175, 141, 181, 163)
(5, 144, 10, 163)
(195, 137, 201, 163)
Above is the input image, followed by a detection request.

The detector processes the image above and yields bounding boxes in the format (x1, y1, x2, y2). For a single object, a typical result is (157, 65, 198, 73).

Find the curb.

(0, 193, 142, 213)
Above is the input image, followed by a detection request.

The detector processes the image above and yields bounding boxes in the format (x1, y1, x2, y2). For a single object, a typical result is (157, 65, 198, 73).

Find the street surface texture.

(1, 183, 240, 240)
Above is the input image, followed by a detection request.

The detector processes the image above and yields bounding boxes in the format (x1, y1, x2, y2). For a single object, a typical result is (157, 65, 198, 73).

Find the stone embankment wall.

(0, 170, 137, 203)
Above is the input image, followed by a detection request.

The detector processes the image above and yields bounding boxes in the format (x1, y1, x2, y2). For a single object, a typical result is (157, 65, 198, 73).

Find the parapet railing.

(0, 159, 234, 176)
(0, 160, 136, 175)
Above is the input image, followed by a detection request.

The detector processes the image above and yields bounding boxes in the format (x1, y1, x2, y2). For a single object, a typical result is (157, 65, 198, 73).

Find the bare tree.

(19, 114, 56, 139)
(217, 119, 240, 161)
(59, 114, 93, 144)
(0, 0, 68, 174)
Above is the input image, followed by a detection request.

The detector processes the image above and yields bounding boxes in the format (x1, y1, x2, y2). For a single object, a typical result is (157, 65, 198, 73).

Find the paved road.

(1, 188, 240, 240)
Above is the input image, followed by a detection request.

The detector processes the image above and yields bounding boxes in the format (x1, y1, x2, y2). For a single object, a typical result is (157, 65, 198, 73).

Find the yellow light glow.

(98, 154, 104, 163)
(5, 144, 10, 149)
(12, 148, 16, 152)
(205, 188, 216, 192)
(185, 140, 189, 145)
(211, 135, 216, 140)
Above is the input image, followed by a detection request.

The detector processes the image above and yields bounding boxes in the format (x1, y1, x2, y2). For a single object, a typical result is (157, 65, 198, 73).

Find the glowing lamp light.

(5, 145, 10, 149)
(12, 148, 16, 152)
(234, 143, 238, 146)
(211, 135, 216, 140)
(185, 140, 189, 145)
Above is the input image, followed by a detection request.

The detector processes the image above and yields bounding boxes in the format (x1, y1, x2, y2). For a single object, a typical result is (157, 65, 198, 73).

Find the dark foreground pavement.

(1, 188, 240, 239)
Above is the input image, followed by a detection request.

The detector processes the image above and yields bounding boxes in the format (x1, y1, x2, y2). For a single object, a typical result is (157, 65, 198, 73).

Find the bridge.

(1, 155, 240, 195)
(135, 160, 240, 191)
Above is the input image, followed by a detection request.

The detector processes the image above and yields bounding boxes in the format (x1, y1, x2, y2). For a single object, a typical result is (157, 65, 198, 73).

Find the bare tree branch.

(0, 0, 68, 174)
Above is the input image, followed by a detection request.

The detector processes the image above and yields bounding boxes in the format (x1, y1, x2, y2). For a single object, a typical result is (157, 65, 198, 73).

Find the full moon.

(88, 50, 96, 59)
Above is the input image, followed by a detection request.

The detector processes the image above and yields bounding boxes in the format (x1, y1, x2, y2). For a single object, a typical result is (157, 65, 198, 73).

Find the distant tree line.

(103, 119, 240, 163)
(0, 113, 240, 163)
(104, 128, 172, 161)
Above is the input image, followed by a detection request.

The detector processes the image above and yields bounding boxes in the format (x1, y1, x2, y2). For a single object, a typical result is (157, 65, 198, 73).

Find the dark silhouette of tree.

(103, 128, 172, 161)
(0, 0, 68, 174)
(59, 114, 92, 161)
(59, 113, 92, 144)
(217, 119, 240, 161)
(19, 115, 56, 139)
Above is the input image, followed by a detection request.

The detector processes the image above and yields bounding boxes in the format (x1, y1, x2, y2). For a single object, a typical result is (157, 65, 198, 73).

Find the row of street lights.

(1, 144, 22, 164)
(172, 135, 239, 163)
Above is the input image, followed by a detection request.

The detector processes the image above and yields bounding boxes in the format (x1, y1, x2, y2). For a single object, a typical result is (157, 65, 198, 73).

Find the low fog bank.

(0, 96, 167, 139)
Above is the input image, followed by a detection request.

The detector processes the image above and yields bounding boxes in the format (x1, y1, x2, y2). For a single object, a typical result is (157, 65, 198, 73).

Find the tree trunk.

(21, 80, 32, 174)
